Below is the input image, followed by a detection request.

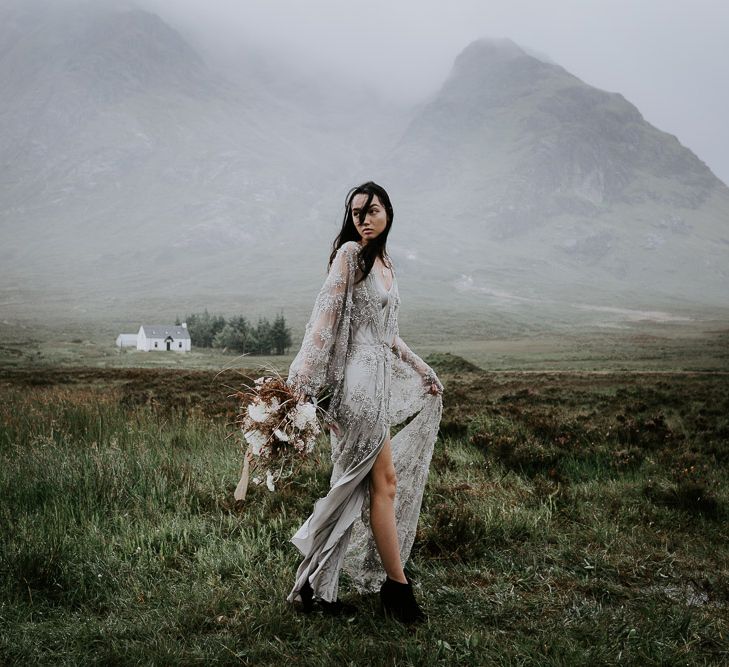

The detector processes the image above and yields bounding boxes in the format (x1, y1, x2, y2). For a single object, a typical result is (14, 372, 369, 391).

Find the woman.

(285, 181, 444, 624)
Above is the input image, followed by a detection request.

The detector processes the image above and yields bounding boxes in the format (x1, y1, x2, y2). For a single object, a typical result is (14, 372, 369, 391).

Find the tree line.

(175, 310, 293, 355)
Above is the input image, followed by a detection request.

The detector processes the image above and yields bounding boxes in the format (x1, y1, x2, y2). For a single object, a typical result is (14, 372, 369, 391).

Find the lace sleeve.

(391, 319, 444, 393)
(286, 241, 359, 400)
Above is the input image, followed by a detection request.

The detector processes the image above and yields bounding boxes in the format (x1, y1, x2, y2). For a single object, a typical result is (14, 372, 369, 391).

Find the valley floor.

(1, 359, 727, 665)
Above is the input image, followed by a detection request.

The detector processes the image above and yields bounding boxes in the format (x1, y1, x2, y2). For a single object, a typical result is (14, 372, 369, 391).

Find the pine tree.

(271, 312, 293, 355)
(213, 323, 246, 352)
(255, 316, 273, 355)
(181, 310, 291, 353)
(185, 308, 227, 348)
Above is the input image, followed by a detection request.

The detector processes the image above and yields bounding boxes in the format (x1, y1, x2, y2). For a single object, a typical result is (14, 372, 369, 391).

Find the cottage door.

(165, 335, 173, 351)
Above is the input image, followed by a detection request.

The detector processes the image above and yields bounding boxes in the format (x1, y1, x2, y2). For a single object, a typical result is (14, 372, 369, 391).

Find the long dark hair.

(328, 181, 394, 285)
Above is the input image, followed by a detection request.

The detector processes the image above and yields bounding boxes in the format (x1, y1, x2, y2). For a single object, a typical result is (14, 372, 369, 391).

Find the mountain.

(0, 1, 406, 303)
(1, 7, 727, 336)
(376, 38, 729, 307)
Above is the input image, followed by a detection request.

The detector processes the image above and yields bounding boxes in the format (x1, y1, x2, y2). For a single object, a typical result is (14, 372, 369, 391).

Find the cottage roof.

(139, 325, 191, 340)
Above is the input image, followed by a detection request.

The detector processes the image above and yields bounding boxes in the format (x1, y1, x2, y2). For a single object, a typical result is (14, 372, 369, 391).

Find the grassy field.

(1, 314, 729, 374)
(1, 348, 728, 665)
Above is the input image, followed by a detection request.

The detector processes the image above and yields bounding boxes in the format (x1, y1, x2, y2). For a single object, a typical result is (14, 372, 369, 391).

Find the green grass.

(1, 366, 728, 665)
(2, 315, 729, 374)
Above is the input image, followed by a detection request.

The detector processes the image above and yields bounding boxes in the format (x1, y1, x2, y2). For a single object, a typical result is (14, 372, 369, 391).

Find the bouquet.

(232, 369, 330, 501)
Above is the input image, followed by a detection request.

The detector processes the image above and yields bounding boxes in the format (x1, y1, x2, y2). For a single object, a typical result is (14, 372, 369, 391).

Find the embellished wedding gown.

(285, 240, 444, 604)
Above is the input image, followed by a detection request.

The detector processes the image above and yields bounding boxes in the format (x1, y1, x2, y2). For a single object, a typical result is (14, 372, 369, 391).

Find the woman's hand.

(421, 368, 443, 396)
(294, 390, 312, 404)
(425, 381, 442, 396)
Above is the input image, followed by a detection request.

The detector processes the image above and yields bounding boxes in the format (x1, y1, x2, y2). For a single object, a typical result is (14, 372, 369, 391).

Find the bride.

(285, 181, 444, 624)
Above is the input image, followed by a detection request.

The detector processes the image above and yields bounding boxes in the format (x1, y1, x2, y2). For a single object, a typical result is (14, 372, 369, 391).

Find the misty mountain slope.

(0, 1, 388, 287)
(1, 8, 727, 329)
(386, 37, 722, 210)
(376, 37, 729, 306)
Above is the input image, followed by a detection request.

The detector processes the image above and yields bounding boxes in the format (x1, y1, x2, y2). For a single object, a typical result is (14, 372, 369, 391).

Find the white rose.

(273, 428, 289, 442)
(247, 400, 268, 423)
(244, 429, 268, 456)
(266, 470, 276, 492)
(293, 402, 317, 430)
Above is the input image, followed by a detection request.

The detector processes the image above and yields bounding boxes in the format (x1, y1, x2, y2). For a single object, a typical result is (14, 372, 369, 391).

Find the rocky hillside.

(1, 4, 727, 332)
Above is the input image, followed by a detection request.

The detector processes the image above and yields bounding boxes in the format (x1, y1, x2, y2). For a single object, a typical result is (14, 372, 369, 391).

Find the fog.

(2, 0, 727, 324)
(136, 0, 729, 185)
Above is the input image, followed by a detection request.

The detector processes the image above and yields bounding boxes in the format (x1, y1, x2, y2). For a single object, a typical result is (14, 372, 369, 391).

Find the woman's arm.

(286, 241, 359, 400)
(391, 327, 444, 394)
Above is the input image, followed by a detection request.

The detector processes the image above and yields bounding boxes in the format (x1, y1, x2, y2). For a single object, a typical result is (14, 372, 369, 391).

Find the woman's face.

(351, 193, 388, 244)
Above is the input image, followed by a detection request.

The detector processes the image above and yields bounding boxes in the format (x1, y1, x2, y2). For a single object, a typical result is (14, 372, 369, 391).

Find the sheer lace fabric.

(285, 241, 443, 603)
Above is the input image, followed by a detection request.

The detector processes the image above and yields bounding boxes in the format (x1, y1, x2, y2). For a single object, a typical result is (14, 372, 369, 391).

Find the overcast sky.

(140, 0, 729, 185)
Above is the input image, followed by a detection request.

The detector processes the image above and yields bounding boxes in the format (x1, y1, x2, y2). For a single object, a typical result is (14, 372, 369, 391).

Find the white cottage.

(136, 323, 191, 352)
(115, 333, 138, 348)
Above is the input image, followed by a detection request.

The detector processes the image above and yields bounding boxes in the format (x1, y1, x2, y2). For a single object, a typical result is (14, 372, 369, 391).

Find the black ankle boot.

(297, 577, 357, 616)
(297, 576, 314, 614)
(380, 576, 427, 624)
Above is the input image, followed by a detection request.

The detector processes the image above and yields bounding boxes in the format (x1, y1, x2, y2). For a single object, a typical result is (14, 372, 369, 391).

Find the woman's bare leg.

(369, 432, 408, 584)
